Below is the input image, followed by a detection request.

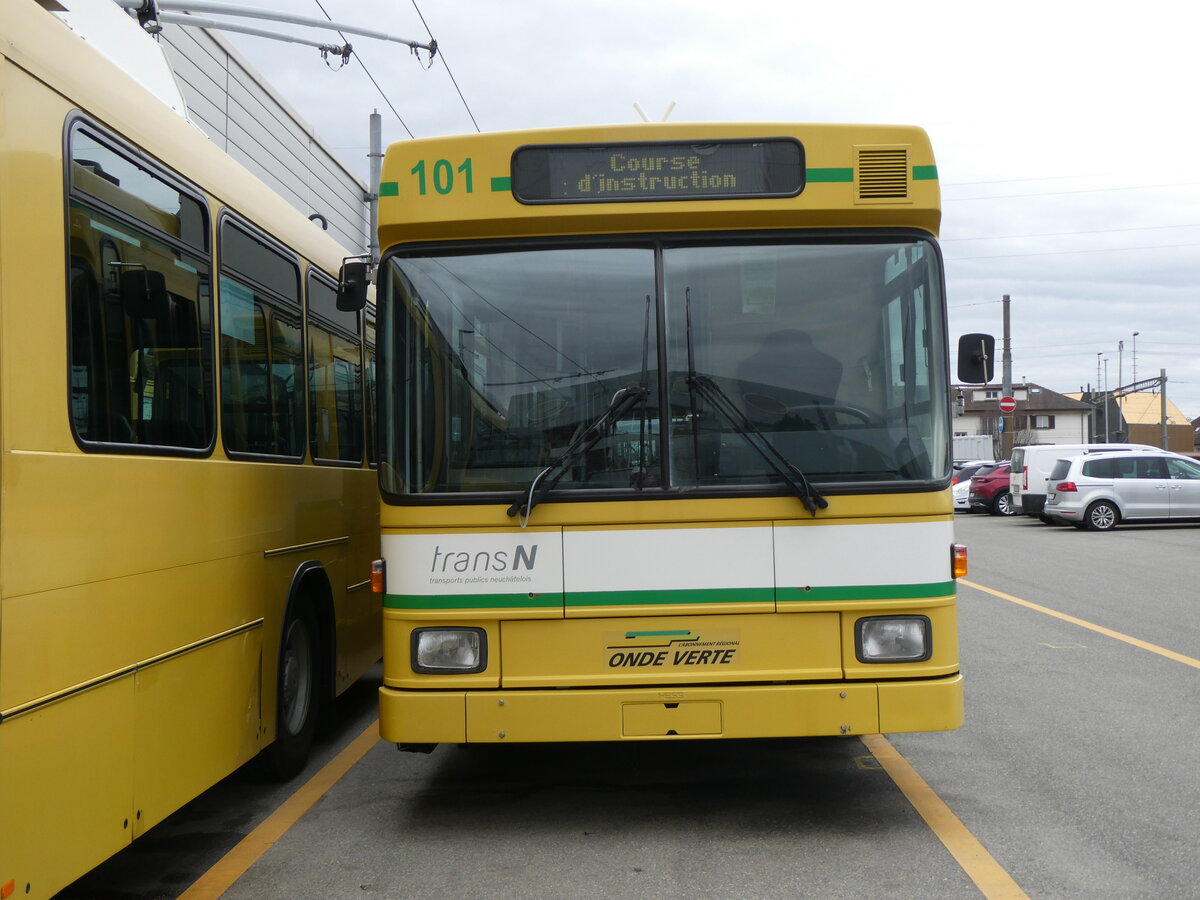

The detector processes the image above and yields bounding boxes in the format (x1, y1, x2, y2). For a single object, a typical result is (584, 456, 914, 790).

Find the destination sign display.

(511, 138, 804, 204)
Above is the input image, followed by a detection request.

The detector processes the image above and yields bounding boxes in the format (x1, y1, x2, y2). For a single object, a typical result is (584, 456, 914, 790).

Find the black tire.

(992, 491, 1016, 516)
(1084, 500, 1119, 532)
(262, 598, 320, 780)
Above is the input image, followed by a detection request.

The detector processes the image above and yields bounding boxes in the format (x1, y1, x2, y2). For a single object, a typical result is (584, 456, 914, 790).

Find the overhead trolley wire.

(311, 0, 479, 136)
(312, 0, 414, 138)
(409, 0, 480, 133)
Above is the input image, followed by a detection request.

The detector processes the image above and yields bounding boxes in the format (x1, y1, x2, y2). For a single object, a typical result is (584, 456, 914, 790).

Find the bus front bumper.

(378, 674, 963, 744)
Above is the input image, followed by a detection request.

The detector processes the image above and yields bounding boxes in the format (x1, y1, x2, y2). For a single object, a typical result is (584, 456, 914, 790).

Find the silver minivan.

(1009, 442, 1158, 519)
(1042, 450, 1200, 530)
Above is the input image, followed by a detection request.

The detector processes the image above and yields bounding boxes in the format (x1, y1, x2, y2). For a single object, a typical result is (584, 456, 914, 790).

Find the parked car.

(952, 461, 994, 512)
(969, 463, 1014, 515)
(1009, 442, 1159, 519)
(952, 476, 972, 512)
(1042, 449, 1200, 530)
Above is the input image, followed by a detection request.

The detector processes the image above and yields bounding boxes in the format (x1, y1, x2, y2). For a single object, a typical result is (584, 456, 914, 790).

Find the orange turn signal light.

(370, 558, 386, 593)
(951, 543, 968, 579)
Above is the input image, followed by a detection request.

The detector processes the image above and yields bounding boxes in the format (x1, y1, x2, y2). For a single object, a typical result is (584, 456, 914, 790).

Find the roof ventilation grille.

(856, 147, 909, 200)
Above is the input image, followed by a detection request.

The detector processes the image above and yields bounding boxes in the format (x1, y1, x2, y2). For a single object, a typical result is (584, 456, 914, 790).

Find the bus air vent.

(855, 147, 909, 201)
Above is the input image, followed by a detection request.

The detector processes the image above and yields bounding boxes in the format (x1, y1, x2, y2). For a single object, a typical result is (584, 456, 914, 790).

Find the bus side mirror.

(336, 259, 370, 312)
(957, 333, 995, 384)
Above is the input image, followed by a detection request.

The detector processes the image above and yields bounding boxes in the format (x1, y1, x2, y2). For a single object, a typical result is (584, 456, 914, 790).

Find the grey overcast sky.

(212, 0, 1200, 417)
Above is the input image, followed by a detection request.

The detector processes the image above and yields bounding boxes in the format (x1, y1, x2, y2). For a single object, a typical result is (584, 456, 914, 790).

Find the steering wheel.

(782, 403, 878, 425)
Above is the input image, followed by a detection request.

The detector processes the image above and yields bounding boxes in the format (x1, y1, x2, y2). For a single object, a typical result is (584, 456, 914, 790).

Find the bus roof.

(378, 122, 940, 246)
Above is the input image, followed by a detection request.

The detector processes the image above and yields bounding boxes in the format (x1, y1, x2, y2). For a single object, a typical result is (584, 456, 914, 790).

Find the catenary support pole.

(369, 110, 382, 265)
(1161, 369, 1168, 449)
(1001, 294, 1012, 459)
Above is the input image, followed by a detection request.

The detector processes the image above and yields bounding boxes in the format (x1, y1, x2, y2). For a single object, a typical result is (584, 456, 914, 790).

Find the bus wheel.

(264, 599, 319, 780)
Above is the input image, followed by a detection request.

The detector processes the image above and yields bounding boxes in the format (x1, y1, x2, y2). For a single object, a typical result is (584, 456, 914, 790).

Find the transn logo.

(430, 544, 537, 574)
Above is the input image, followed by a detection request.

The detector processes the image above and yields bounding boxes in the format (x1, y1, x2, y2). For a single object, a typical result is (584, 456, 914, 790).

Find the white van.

(1009, 442, 1160, 518)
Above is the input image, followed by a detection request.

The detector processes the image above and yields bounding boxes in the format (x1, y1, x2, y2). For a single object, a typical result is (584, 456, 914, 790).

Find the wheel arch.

(282, 561, 337, 721)
(1085, 497, 1122, 530)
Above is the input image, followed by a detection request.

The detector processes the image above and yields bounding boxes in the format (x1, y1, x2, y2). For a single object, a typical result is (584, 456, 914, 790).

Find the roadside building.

(953, 382, 1092, 452)
(157, 23, 370, 256)
(1067, 391, 1192, 453)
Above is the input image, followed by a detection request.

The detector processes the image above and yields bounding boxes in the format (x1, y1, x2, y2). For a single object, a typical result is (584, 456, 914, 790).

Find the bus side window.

(365, 320, 377, 467)
(307, 273, 364, 465)
(218, 219, 304, 460)
(67, 211, 213, 451)
(69, 256, 131, 442)
(66, 123, 214, 454)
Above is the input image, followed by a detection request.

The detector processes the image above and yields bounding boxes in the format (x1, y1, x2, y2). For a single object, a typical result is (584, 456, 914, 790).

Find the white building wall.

(158, 23, 369, 256)
(1023, 415, 1089, 444)
(952, 411, 1090, 447)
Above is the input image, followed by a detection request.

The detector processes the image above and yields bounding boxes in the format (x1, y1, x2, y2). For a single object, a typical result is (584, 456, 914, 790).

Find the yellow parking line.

(960, 578, 1200, 670)
(861, 733, 1029, 899)
(179, 720, 381, 900)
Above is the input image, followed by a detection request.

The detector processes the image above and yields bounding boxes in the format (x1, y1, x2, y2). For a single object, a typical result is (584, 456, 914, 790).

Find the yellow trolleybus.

(1, 2, 379, 896)
(361, 122, 973, 750)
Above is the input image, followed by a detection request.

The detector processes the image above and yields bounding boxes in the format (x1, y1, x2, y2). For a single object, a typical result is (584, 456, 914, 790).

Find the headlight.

(856, 616, 931, 663)
(411, 627, 487, 673)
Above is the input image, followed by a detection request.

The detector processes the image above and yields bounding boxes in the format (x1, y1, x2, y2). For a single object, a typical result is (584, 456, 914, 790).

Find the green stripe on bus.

(626, 630, 693, 637)
(567, 586, 774, 607)
(379, 181, 399, 197)
(912, 165, 938, 181)
(806, 168, 854, 183)
(384, 592, 562, 610)
(491, 176, 512, 192)
(386, 581, 954, 611)
(781, 581, 955, 602)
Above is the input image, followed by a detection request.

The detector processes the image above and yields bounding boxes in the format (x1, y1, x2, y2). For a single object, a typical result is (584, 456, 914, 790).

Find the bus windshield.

(378, 234, 949, 499)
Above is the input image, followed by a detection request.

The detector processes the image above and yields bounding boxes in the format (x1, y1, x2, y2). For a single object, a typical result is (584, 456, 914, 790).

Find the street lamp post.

(1132, 331, 1139, 383)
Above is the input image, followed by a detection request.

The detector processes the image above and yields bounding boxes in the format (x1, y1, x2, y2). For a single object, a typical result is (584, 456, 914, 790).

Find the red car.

(969, 463, 1015, 516)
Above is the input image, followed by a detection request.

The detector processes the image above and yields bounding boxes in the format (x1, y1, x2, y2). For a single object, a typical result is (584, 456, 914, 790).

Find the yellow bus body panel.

(879, 676, 966, 734)
(378, 690, 468, 745)
(130, 630, 264, 835)
(502, 613, 843, 688)
(380, 490, 953, 530)
(380, 490, 960, 746)
(379, 122, 940, 248)
(0, 680, 136, 899)
(380, 676, 963, 744)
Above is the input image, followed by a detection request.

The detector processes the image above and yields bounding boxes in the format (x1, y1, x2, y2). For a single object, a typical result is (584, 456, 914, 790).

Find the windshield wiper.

(684, 288, 828, 516)
(687, 373, 828, 515)
(507, 385, 649, 525)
